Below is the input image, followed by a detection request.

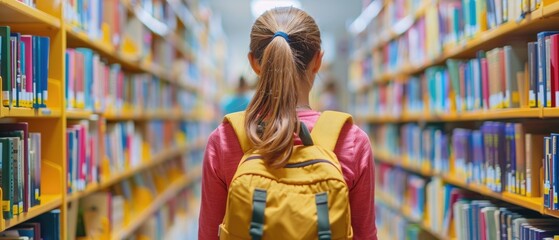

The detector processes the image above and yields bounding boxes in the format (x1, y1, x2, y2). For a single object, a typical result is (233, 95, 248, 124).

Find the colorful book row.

(352, 0, 539, 87)
(370, 121, 547, 199)
(65, 47, 196, 114)
(0, 27, 49, 109)
(66, 119, 188, 194)
(354, 31, 559, 117)
(0, 123, 41, 220)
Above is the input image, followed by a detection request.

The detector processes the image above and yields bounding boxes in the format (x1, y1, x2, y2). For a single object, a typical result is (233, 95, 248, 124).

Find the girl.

(199, 7, 377, 239)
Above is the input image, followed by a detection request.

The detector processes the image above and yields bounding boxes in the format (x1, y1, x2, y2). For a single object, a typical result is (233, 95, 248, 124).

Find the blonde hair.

(245, 7, 321, 167)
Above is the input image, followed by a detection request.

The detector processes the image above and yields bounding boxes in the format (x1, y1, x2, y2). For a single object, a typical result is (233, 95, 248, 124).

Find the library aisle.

(4, 0, 559, 239)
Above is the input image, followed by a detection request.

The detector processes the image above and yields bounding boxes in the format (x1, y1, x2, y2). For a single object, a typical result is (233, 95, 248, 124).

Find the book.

(537, 32, 559, 107)
(0, 27, 10, 107)
(504, 44, 528, 108)
(28, 209, 60, 240)
(0, 123, 29, 213)
(0, 138, 14, 219)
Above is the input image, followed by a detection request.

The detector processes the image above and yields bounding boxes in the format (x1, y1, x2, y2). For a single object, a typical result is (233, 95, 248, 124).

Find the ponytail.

(245, 7, 322, 168)
(245, 35, 300, 168)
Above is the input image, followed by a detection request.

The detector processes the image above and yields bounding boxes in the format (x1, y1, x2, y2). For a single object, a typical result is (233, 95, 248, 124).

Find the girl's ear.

(248, 53, 262, 76)
(311, 51, 324, 74)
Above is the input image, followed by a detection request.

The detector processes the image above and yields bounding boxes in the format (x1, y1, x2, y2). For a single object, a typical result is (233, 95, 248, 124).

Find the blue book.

(555, 133, 559, 209)
(486, 0, 497, 29)
(537, 32, 559, 107)
(31, 36, 39, 108)
(38, 37, 49, 108)
(31, 209, 60, 240)
(76, 48, 94, 109)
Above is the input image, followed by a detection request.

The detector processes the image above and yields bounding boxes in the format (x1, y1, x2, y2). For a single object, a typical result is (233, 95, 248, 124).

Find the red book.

(480, 210, 487, 240)
(551, 34, 559, 107)
(75, 51, 84, 108)
(481, 58, 490, 109)
(21, 35, 33, 107)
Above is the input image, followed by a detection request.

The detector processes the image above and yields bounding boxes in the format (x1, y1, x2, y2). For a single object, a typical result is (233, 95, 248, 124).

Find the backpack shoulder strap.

(223, 111, 251, 153)
(310, 111, 353, 151)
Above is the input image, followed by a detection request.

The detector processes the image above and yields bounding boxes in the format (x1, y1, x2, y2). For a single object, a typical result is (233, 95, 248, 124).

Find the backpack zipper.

(244, 156, 336, 168)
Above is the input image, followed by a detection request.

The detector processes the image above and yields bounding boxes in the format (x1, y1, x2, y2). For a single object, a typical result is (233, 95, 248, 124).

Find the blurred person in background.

(221, 75, 252, 114)
(318, 80, 340, 111)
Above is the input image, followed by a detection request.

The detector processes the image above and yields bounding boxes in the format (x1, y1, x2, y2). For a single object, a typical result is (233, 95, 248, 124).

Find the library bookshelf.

(353, 0, 559, 239)
(0, 0, 220, 239)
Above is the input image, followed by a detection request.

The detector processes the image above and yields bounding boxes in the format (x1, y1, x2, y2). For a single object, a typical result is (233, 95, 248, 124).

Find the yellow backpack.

(219, 111, 353, 240)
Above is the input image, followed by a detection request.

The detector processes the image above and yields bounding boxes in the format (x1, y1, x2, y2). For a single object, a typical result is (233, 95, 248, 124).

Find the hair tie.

(273, 31, 290, 42)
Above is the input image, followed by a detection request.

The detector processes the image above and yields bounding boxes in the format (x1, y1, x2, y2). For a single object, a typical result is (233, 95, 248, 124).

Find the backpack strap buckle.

(315, 192, 332, 240)
(318, 230, 332, 240)
(250, 189, 267, 240)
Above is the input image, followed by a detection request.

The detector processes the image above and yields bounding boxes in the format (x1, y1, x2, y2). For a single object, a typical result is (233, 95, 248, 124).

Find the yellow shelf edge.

(65, 144, 189, 203)
(4, 195, 62, 230)
(66, 109, 94, 119)
(111, 167, 202, 240)
(0, 0, 60, 28)
(103, 110, 186, 121)
(374, 154, 434, 177)
(359, 108, 543, 123)
(65, 26, 115, 57)
(1, 107, 62, 118)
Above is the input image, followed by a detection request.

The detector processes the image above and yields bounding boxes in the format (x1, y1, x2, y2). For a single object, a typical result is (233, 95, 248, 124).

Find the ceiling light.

(251, 0, 302, 18)
(348, 0, 383, 35)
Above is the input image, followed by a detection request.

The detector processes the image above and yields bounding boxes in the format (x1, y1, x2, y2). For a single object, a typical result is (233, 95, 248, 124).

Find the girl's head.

(245, 7, 323, 167)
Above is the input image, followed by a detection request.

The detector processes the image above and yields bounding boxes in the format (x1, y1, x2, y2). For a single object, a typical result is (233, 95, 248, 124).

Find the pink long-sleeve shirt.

(198, 110, 377, 239)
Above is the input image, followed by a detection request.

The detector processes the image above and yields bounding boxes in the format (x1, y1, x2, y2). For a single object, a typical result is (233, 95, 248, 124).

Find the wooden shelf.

(544, 208, 559, 218)
(544, 0, 559, 17)
(542, 108, 559, 118)
(3, 195, 62, 230)
(66, 144, 189, 202)
(374, 154, 434, 177)
(65, 27, 116, 59)
(66, 109, 95, 119)
(1, 107, 61, 118)
(66, 109, 201, 121)
(358, 108, 543, 123)
(0, 0, 60, 28)
(104, 110, 179, 121)
(110, 166, 202, 240)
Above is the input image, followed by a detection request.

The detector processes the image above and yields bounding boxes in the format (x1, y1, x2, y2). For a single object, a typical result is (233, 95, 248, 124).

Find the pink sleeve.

(198, 129, 227, 240)
(349, 128, 377, 240)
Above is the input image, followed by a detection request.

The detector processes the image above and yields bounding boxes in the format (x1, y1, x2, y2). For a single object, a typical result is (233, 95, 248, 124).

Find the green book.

(0, 131, 25, 215)
(0, 138, 13, 219)
(446, 59, 462, 112)
(0, 27, 10, 107)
